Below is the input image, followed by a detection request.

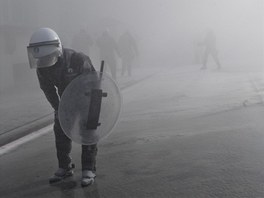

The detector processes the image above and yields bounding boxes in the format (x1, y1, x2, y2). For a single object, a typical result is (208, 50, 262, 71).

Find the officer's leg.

(82, 144, 98, 171)
(49, 117, 73, 183)
(81, 144, 98, 186)
(53, 117, 72, 169)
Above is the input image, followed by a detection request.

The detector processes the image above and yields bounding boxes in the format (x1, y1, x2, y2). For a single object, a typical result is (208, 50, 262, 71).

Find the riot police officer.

(27, 28, 97, 187)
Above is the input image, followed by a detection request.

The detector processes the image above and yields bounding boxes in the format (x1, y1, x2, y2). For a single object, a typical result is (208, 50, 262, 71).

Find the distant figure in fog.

(96, 30, 119, 80)
(72, 28, 94, 56)
(200, 29, 221, 70)
(118, 31, 138, 76)
(193, 38, 202, 64)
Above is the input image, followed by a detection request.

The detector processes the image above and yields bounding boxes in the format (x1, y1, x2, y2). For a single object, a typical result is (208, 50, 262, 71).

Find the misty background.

(1, 1, 264, 197)
(0, 0, 263, 101)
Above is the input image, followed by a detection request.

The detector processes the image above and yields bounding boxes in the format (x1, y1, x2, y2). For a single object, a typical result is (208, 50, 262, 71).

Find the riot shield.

(58, 71, 122, 145)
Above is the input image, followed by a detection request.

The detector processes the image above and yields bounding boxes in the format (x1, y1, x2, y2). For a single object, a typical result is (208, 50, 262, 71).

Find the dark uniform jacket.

(37, 48, 95, 111)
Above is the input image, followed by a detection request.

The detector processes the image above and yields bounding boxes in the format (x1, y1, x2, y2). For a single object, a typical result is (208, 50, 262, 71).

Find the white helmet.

(27, 28, 63, 68)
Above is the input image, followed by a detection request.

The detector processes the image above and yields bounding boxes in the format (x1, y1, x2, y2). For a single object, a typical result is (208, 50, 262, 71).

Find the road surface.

(1, 66, 264, 198)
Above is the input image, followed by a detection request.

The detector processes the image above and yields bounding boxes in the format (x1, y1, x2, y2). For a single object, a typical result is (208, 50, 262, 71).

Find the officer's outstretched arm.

(37, 70, 60, 111)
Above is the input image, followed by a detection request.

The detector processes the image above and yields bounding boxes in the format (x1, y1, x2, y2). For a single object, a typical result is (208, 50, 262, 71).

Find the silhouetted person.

(118, 31, 138, 76)
(200, 30, 221, 70)
(72, 28, 94, 56)
(193, 38, 202, 64)
(96, 30, 119, 79)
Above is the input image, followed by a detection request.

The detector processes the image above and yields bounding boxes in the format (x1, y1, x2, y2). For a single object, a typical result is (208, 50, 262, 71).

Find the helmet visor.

(27, 44, 62, 68)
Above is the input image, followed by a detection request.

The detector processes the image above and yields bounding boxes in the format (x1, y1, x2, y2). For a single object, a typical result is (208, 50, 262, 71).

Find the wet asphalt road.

(1, 68, 264, 198)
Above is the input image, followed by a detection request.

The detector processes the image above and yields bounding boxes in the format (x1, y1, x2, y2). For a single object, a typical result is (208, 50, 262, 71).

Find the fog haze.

(23, 0, 264, 69)
(0, 0, 263, 130)
(1, 2, 264, 197)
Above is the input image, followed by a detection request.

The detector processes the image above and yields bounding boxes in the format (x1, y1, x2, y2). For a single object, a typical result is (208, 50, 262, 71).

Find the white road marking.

(0, 124, 53, 156)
